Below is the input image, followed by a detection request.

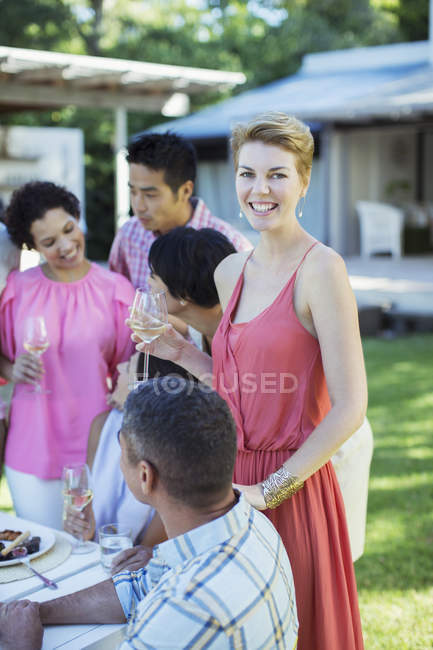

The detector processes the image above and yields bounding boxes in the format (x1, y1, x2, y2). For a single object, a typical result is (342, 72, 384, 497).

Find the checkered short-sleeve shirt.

(109, 198, 252, 291)
(114, 494, 298, 649)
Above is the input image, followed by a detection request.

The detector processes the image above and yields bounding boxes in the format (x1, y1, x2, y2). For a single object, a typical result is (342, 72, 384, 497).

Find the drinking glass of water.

(99, 523, 133, 572)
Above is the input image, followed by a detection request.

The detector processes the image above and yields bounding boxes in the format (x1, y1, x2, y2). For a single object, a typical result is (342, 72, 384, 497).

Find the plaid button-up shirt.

(114, 494, 298, 649)
(109, 198, 252, 291)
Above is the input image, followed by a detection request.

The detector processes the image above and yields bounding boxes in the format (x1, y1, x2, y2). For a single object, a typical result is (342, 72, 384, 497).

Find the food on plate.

(0, 529, 22, 541)
(24, 536, 41, 555)
(0, 536, 41, 562)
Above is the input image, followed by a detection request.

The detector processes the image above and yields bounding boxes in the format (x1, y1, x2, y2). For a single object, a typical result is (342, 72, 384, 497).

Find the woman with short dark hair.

(148, 227, 236, 354)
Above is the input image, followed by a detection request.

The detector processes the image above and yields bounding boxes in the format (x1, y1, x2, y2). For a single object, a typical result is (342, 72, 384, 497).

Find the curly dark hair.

(127, 131, 197, 194)
(149, 227, 236, 308)
(5, 181, 80, 249)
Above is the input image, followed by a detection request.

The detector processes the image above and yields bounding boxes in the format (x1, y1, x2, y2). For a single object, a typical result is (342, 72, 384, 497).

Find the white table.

(0, 513, 125, 649)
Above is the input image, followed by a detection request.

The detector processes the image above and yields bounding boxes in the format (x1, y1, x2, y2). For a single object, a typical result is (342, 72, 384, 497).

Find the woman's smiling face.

(235, 141, 307, 232)
(30, 207, 85, 271)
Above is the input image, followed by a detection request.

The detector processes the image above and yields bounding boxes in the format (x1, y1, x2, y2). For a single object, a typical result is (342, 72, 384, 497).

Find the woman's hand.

(233, 482, 266, 510)
(63, 503, 95, 541)
(126, 320, 186, 364)
(11, 353, 43, 385)
(110, 545, 153, 575)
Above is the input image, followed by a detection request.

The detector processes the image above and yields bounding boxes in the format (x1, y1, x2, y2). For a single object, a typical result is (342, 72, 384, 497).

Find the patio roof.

(0, 46, 246, 114)
(155, 41, 433, 139)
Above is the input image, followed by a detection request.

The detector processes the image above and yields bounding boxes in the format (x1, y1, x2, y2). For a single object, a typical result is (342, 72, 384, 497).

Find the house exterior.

(0, 126, 85, 226)
(150, 40, 433, 256)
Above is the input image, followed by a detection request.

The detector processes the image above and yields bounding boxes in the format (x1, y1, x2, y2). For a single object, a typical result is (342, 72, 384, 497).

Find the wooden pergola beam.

(0, 82, 171, 112)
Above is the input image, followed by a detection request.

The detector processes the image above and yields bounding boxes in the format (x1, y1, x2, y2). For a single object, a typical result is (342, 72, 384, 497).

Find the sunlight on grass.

(369, 474, 432, 489)
(0, 335, 432, 646)
(359, 588, 433, 650)
(356, 334, 433, 649)
(0, 476, 13, 513)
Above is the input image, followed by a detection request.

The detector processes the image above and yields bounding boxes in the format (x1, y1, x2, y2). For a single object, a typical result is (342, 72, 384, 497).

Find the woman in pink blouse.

(0, 182, 134, 528)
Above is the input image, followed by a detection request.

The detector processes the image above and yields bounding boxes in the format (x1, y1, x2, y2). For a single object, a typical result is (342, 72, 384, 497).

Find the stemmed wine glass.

(23, 315, 50, 393)
(129, 289, 168, 386)
(62, 463, 94, 554)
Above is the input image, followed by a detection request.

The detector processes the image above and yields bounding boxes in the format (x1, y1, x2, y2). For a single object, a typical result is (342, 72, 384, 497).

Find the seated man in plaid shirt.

(2, 378, 298, 649)
(109, 131, 252, 292)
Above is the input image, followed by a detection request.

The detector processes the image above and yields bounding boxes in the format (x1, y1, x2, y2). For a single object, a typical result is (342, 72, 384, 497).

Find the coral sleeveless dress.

(212, 244, 364, 650)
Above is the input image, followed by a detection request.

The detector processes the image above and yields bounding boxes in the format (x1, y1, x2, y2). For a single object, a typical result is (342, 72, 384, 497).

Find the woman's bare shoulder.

(215, 250, 249, 280)
(214, 251, 250, 311)
(303, 243, 348, 281)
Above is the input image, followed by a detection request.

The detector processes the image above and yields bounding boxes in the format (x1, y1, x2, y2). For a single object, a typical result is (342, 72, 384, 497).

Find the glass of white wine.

(129, 289, 168, 386)
(62, 463, 94, 554)
(23, 315, 50, 393)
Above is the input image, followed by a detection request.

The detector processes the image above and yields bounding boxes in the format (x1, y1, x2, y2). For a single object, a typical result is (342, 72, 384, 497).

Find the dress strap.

(241, 248, 255, 275)
(293, 241, 319, 275)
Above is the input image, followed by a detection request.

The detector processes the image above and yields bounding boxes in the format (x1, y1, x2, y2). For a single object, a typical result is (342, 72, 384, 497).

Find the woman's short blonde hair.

(231, 112, 314, 187)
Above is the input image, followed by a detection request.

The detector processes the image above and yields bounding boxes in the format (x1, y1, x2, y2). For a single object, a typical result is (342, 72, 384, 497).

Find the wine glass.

(129, 289, 168, 386)
(23, 315, 50, 393)
(62, 463, 94, 554)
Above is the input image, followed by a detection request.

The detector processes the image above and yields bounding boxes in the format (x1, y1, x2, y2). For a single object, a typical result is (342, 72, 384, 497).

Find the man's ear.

(178, 180, 194, 202)
(138, 459, 157, 497)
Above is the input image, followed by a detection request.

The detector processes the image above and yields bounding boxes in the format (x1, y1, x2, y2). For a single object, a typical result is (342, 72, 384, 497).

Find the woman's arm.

(237, 248, 367, 509)
(132, 323, 213, 386)
(286, 248, 367, 477)
(86, 410, 110, 470)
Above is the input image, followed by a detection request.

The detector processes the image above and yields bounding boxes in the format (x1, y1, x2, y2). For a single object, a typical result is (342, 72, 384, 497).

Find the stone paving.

(345, 256, 433, 316)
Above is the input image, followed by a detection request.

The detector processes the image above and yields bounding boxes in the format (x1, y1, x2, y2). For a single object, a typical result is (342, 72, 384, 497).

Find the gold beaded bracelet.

(262, 466, 304, 509)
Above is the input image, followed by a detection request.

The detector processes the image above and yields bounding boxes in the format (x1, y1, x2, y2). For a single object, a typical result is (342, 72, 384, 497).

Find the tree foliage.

(0, 0, 426, 257)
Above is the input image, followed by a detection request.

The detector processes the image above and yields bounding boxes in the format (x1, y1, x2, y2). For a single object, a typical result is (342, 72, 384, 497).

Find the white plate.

(0, 523, 56, 567)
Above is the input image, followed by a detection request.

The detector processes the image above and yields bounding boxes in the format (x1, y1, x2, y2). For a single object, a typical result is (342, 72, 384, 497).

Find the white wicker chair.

(356, 201, 404, 258)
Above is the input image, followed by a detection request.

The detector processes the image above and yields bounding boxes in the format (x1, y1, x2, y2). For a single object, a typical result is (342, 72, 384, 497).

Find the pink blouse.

(0, 263, 135, 479)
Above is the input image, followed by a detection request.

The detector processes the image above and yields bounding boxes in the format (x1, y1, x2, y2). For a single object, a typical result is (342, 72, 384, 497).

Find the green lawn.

(1, 335, 432, 647)
(356, 334, 433, 649)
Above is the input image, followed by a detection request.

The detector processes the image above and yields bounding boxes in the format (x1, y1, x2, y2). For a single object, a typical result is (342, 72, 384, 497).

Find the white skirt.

(5, 465, 64, 530)
(331, 418, 374, 562)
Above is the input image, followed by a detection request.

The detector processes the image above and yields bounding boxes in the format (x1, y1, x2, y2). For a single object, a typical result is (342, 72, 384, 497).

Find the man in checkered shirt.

(109, 132, 252, 291)
(8, 378, 298, 650)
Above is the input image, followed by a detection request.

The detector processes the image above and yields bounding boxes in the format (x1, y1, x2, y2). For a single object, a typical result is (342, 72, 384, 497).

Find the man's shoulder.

(129, 511, 297, 648)
(163, 509, 288, 593)
(114, 217, 150, 243)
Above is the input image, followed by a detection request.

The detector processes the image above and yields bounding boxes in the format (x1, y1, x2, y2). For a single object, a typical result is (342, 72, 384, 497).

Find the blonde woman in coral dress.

(132, 113, 366, 650)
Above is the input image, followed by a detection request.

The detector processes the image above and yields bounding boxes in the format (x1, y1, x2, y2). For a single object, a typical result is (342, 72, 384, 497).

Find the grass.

(1, 335, 432, 647)
(356, 334, 433, 649)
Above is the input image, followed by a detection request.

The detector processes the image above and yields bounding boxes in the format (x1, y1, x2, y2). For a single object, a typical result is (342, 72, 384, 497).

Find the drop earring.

(239, 210, 243, 219)
(296, 196, 305, 219)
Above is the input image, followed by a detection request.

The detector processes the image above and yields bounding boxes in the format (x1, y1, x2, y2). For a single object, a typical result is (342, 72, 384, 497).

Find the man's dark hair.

(149, 227, 235, 308)
(5, 181, 80, 249)
(126, 131, 197, 194)
(122, 378, 237, 508)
